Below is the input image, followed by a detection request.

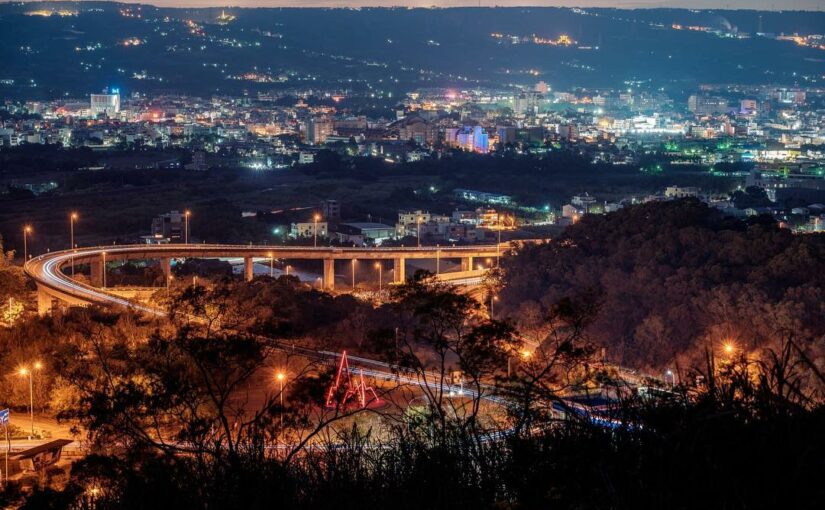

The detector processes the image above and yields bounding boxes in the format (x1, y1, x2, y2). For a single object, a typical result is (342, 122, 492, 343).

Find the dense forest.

(1, 275, 822, 509)
(500, 199, 825, 380)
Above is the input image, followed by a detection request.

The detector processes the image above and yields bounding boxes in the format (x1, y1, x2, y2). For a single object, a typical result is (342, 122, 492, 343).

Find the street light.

(69, 212, 78, 276)
(313, 214, 321, 248)
(374, 262, 382, 293)
(496, 213, 503, 266)
(184, 210, 191, 244)
(268, 252, 274, 278)
(23, 225, 32, 262)
(18, 362, 42, 439)
(417, 216, 422, 247)
(101, 251, 107, 288)
(285, 264, 291, 276)
(351, 259, 357, 290)
(490, 295, 498, 318)
(276, 371, 286, 429)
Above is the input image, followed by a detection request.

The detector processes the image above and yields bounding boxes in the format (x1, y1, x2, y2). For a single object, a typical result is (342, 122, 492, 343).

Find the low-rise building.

(290, 221, 328, 239)
(334, 222, 395, 245)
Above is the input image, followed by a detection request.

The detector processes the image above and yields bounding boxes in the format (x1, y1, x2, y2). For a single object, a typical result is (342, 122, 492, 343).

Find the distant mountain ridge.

(0, 2, 822, 99)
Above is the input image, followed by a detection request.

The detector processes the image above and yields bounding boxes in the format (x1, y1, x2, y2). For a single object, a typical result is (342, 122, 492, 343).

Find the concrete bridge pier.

(90, 257, 103, 287)
(323, 258, 335, 290)
(461, 256, 474, 272)
(394, 257, 406, 283)
(244, 257, 254, 282)
(37, 287, 54, 316)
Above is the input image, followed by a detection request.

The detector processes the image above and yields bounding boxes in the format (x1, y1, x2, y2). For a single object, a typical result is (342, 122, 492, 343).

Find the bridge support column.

(160, 258, 171, 280)
(323, 258, 335, 290)
(37, 288, 53, 316)
(90, 259, 103, 287)
(461, 256, 474, 272)
(394, 257, 406, 283)
(244, 257, 254, 282)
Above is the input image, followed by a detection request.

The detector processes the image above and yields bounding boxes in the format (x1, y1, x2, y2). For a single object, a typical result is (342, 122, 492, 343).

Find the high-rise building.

(398, 117, 437, 145)
(740, 99, 758, 115)
(496, 126, 517, 146)
(558, 124, 578, 141)
(513, 91, 541, 116)
(305, 117, 333, 145)
(90, 92, 120, 117)
(687, 95, 728, 116)
(452, 126, 489, 154)
(321, 199, 341, 222)
(151, 210, 185, 242)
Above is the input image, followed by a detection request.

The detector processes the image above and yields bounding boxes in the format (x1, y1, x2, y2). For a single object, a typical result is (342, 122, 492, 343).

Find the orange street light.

(18, 362, 42, 438)
(374, 262, 382, 293)
(313, 214, 322, 247)
(69, 212, 78, 276)
(351, 259, 357, 290)
(276, 371, 286, 428)
(268, 251, 274, 277)
(23, 225, 32, 262)
(184, 210, 191, 244)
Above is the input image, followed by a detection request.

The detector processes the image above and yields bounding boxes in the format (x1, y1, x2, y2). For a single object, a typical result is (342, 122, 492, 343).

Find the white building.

(90, 93, 121, 118)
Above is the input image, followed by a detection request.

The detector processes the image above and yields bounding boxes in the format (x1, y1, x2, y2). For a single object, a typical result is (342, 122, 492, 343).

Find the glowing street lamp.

(313, 214, 321, 248)
(268, 252, 274, 278)
(276, 371, 286, 429)
(18, 362, 42, 439)
(417, 216, 422, 247)
(23, 225, 32, 262)
(184, 210, 191, 244)
(374, 262, 383, 293)
(69, 212, 78, 276)
(351, 259, 357, 290)
(101, 251, 107, 288)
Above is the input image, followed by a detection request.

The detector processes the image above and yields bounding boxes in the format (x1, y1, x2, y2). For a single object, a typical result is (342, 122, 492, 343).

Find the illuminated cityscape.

(0, 2, 823, 508)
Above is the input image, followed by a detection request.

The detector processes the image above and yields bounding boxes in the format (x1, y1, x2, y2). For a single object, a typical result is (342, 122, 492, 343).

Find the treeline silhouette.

(500, 199, 825, 373)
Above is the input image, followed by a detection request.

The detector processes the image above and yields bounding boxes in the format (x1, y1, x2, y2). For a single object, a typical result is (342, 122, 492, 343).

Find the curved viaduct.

(25, 243, 508, 315)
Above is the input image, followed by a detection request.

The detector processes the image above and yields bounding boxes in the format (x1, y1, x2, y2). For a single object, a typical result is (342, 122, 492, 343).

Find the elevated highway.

(25, 243, 508, 315)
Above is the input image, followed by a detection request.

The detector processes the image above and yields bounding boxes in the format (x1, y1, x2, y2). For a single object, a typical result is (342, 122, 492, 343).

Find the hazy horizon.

(10, 0, 825, 13)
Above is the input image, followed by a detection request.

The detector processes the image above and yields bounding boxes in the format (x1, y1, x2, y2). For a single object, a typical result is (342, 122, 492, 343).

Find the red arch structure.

(325, 351, 379, 409)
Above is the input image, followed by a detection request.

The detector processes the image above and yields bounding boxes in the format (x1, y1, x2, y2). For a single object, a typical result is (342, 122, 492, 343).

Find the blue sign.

(0, 409, 8, 425)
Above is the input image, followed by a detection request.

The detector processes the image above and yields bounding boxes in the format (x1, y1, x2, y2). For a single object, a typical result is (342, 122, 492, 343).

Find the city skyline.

(11, 0, 825, 11)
